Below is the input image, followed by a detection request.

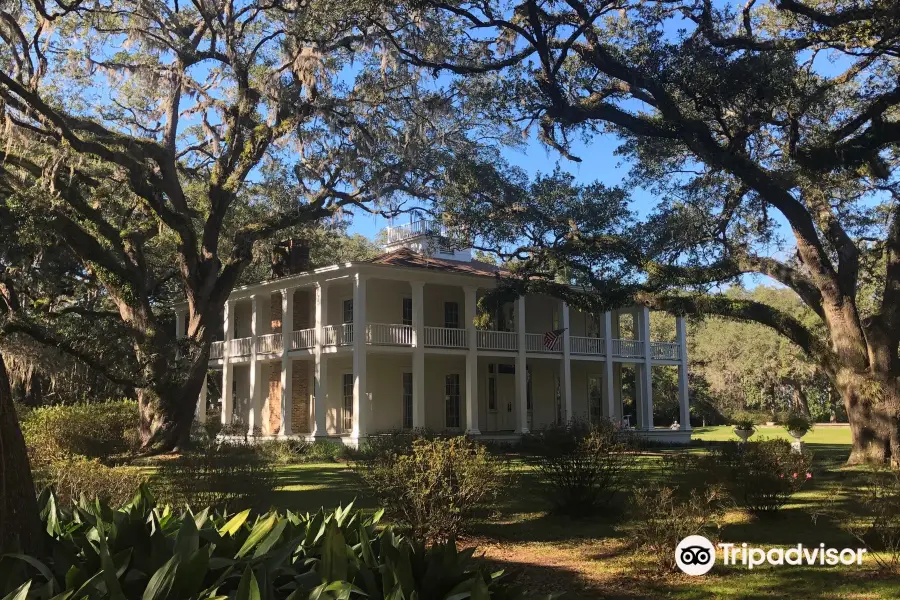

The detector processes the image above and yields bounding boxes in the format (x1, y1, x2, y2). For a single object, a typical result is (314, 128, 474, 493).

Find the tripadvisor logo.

(675, 537, 868, 575)
(675, 535, 716, 576)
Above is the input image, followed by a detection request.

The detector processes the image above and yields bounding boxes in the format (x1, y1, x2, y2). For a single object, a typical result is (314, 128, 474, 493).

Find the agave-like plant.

(0, 486, 544, 600)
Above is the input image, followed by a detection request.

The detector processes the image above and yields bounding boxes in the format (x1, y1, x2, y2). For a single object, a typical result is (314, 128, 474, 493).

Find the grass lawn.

(263, 431, 899, 599)
(692, 424, 853, 445)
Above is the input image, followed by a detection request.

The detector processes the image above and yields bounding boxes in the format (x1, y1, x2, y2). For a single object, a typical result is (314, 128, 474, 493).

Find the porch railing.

(228, 337, 252, 356)
(570, 336, 603, 355)
(424, 326, 467, 348)
(651, 341, 681, 361)
(525, 332, 561, 352)
(367, 323, 413, 346)
(612, 339, 644, 358)
(292, 328, 316, 350)
(323, 323, 353, 346)
(477, 330, 517, 351)
(257, 333, 282, 354)
(210, 341, 224, 359)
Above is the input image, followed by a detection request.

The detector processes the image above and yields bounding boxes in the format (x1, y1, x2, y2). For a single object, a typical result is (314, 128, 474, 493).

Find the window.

(445, 374, 460, 428)
(402, 297, 413, 326)
(342, 299, 353, 324)
(488, 376, 497, 411)
(444, 301, 459, 329)
(342, 373, 354, 432)
(588, 375, 602, 425)
(402, 372, 413, 429)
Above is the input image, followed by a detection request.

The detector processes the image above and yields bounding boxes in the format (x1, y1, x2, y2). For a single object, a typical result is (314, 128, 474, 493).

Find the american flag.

(543, 328, 566, 351)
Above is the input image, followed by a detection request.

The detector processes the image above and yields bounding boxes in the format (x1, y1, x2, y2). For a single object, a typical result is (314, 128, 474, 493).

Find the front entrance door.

(497, 368, 516, 430)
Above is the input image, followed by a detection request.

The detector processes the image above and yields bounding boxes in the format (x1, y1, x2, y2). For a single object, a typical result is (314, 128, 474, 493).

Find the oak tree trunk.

(0, 350, 43, 554)
(841, 371, 900, 466)
(137, 346, 210, 454)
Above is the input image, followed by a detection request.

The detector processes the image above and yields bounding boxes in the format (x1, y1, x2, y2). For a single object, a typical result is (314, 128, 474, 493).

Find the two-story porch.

(179, 248, 691, 445)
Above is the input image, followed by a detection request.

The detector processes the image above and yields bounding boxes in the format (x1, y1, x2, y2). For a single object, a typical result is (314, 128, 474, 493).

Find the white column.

(352, 273, 367, 438)
(411, 281, 426, 429)
(314, 282, 328, 437)
(602, 311, 615, 423)
(280, 288, 294, 435)
(221, 300, 234, 425)
(676, 315, 692, 431)
(560, 302, 572, 424)
(248, 294, 262, 436)
(196, 374, 207, 424)
(638, 306, 654, 430)
(515, 295, 529, 433)
(464, 286, 480, 434)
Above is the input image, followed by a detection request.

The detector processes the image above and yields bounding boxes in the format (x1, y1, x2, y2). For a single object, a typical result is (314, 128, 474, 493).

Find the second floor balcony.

(209, 324, 683, 362)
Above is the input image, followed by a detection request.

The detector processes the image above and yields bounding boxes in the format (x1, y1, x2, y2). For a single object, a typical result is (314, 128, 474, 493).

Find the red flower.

(792, 473, 798, 479)
(806, 472, 812, 479)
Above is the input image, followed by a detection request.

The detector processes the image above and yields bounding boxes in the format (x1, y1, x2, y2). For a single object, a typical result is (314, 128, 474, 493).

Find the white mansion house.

(176, 221, 692, 444)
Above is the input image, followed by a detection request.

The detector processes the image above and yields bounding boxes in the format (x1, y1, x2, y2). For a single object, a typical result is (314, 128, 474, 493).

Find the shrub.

(35, 457, 147, 507)
(731, 411, 756, 431)
(21, 400, 139, 465)
(1, 488, 540, 600)
(622, 484, 726, 572)
(255, 438, 311, 464)
(153, 441, 279, 511)
(708, 439, 812, 515)
(352, 436, 506, 543)
(527, 419, 634, 516)
(783, 412, 812, 435)
(844, 468, 900, 572)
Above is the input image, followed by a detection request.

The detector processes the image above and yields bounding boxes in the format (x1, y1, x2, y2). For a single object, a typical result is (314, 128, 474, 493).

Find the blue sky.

(348, 131, 639, 241)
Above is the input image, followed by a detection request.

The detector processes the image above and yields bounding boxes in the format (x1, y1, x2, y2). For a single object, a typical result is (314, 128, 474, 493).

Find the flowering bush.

(708, 440, 813, 515)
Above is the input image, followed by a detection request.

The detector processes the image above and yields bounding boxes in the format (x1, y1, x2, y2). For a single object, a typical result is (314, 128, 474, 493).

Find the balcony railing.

(209, 327, 680, 360)
(257, 333, 282, 354)
(292, 328, 316, 350)
(228, 337, 252, 356)
(323, 323, 353, 346)
(383, 219, 448, 244)
(368, 323, 413, 346)
(612, 339, 644, 358)
(526, 333, 561, 353)
(570, 336, 603, 355)
(651, 341, 681, 361)
(477, 330, 517, 351)
(424, 326, 467, 348)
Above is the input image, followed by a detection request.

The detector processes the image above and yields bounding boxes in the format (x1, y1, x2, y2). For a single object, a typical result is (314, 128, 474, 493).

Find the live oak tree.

(0, 0, 477, 451)
(380, 0, 900, 463)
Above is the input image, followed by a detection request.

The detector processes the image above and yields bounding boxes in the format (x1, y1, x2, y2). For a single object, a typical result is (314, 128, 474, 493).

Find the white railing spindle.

(257, 333, 283, 354)
(476, 330, 518, 351)
(210, 341, 224, 359)
(650, 341, 681, 360)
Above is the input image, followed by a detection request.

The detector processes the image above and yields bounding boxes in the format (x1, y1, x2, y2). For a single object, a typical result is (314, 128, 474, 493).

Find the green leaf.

(218, 509, 251, 537)
(141, 554, 180, 600)
(236, 566, 261, 600)
(235, 513, 277, 559)
(0, 581, 30, 600)
(95, 519, 126, 600)
(252, 517, 287, 559)
(3, 553, 58, 593)
(319, 520, 348, 583)
(174, 513, 200, 560)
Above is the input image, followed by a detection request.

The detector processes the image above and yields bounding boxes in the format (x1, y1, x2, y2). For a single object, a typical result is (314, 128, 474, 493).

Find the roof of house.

(368, 248, 504, 278)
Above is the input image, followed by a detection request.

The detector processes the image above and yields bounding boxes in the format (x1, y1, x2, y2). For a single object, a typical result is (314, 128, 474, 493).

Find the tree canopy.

(0, 0, 486, 449)
(381, 0, 899, 462)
